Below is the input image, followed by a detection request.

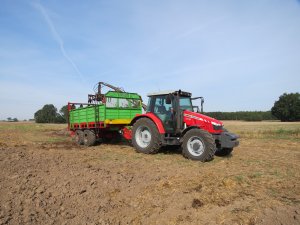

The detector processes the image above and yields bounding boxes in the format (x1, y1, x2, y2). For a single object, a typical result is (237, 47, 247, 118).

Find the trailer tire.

(215, 148, 233, 156)
(75, 130, 84, 145)
(182, 129, 216, 161)
(132, 118, 161, 154)
(83, 130, 96, 146)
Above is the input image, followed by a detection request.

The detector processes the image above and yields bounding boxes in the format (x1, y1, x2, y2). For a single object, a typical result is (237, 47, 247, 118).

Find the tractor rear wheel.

(75, 130, 84, 145)
(83, 129, 96, 146)
(132, 118, 161, 154)
(182, 129, 216, 161)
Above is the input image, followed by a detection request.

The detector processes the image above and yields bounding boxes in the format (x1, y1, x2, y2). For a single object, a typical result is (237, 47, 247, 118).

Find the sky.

(0, 0, 300, 120)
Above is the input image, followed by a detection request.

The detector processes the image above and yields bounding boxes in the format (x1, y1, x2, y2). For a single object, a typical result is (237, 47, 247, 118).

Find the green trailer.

(68, 91, 142, 146)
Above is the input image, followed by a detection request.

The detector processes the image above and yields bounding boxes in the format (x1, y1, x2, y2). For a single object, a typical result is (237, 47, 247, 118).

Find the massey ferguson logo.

(184, 114, 222, 126)
(184, 114, 206, 122)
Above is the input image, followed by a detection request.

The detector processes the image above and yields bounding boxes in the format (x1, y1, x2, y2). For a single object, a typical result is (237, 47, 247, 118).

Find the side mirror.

(193, 106, 200, 113)
(166, 95, 172, 104)
(191, 96, 204, 113)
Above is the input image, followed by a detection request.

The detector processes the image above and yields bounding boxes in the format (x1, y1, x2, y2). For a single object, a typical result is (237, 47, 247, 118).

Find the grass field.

(0, 121, 299, 225)
(224, 121, 300, 140)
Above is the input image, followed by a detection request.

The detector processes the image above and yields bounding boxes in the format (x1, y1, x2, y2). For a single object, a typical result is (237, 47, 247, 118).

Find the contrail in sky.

(32, 1, 86, 83)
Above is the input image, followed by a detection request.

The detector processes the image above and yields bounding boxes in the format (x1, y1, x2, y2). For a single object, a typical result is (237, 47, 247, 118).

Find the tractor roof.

(147, 90, 191, 97)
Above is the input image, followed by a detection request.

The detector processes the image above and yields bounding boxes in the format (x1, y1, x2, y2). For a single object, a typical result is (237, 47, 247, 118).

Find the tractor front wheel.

(83, 130, 96, 146)
(132, 118, 161, 154)
(182, 129, 216, 161)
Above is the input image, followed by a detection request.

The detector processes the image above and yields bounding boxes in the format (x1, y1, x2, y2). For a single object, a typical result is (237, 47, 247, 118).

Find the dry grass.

(0, 121, 68, 144)
(224, 120, 300, 140)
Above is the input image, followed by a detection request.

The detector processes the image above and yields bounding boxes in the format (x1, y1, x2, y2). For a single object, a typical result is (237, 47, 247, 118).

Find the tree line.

(206, 93, 299, 121)
(204, 111, 275, 121)
(34, 104, 68, 123)
(6, 117, 19, 122)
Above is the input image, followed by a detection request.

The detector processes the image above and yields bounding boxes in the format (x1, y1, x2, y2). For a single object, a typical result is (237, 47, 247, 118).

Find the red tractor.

(129, 90, 239, 161)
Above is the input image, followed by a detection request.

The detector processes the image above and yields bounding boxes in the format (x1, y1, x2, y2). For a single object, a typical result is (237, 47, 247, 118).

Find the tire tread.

(182, 129, 216, 161)
(132, 118, 162, 154)
(83, 129, 96, 146)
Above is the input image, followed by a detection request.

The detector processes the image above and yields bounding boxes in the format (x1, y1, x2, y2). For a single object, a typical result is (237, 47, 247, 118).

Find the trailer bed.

(69, 91, 142, 130)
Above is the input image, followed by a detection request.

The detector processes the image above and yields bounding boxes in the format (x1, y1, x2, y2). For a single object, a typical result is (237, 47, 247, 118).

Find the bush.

(271, 93, 300, 122)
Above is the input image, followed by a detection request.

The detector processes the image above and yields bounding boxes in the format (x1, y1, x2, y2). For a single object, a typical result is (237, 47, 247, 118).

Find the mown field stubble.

(0, 121, 299, 225)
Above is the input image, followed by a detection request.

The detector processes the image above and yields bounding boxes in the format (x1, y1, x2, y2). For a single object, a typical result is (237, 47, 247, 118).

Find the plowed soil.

(0, 121, 299, 225)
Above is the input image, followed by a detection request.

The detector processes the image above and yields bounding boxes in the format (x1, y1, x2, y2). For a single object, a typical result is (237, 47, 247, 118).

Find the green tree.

(34, 104, 68, 123)
(271, 92, 300, 122)
(55, 114, 66, 123)
(59, 105, 68, 122)
(34, 104, 59, 123)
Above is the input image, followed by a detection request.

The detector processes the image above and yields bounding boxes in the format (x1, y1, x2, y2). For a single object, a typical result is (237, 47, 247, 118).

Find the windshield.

(180, 97, 193, 111)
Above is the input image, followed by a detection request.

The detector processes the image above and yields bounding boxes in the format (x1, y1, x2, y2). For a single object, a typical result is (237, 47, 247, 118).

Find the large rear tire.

(132, 118, 162, 154)
(182, 129, 216, 161)
(83, 130, 96, 146)
(75, 130, 84, 145)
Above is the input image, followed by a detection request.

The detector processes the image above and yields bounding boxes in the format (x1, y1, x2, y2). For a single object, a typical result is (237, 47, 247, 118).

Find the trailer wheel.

(83, 130, 96, 146)
(182, 129, 216, 161)
(215, 148, 233, 156)
(132, 118, 161, 154)
(75, 130, 84, 145)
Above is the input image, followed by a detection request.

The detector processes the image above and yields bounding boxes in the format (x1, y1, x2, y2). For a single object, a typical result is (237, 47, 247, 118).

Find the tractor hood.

(183, 110, 223, 132)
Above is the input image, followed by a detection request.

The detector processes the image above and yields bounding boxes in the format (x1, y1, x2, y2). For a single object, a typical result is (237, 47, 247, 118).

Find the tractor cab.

(146, 90, 195, 133)
(146, 90, 227, 135)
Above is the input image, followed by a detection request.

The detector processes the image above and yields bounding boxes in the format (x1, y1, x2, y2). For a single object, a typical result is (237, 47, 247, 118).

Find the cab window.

(180, 97, 193, 111)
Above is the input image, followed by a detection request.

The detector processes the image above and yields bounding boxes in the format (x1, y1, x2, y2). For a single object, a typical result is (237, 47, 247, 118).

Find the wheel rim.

(135, 126, 152, 148)
(83, 133, 88, 144)
(75, 134, 80, 143)
(187, 136, 205, 157)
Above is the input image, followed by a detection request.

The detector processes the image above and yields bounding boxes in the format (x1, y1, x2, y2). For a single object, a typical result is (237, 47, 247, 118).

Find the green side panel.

(105, 108, 119, 120)
(105, 108, 142, 120)
(99, 105, 105, 121)
(118, 110, 130, 119)
(69, 105, 104, 125)
(104, 91, 142, 120)
(78, 108, 85, 123)
(130, 109, 142, 118)
(69, 91, 142, 127)
(86, 106, 96, 122)
(119, 110, 134, 119)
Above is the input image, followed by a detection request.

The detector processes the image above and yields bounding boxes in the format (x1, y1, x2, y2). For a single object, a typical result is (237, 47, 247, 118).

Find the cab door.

(148, 95, 176, 133)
